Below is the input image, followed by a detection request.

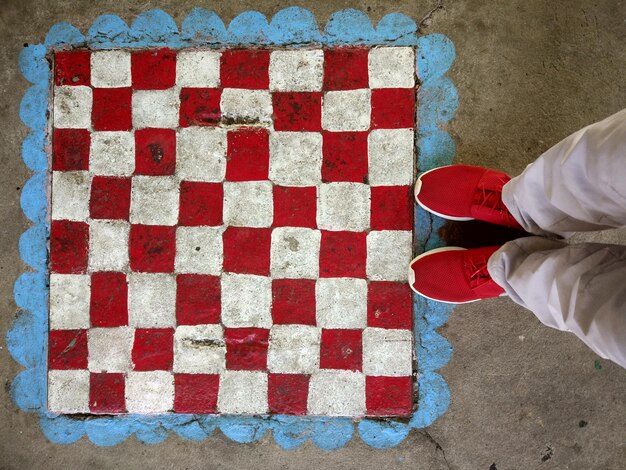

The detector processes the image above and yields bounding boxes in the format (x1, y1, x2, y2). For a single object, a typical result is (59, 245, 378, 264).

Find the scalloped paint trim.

(12, 7, 457, 449)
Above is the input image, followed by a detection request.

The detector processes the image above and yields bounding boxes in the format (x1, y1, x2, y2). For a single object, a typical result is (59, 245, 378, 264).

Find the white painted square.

(89, 220, 130, 272)
(130, 176, 179, 226)
(267, 325, 321, 374)
(51, 171, 90, 221)
(271, 227, 321, 279)
(90, 131, 135, 176)
(49, 274, 90, 330)
(128, 273, 176, 328)
(132, 89, 180, 129)
(223, 181, 273, 228)
(368, 129, 414, 186)
(173, 325, 225, 373)
(175, 226, 223, 274)
(176, 127, 227, 182)
(176, 50, 221, 88)
(368, 47, 415, 89)
(366, 231, 413, 281)
(362, 328, 413, 376)
(88, 327, 133, 373)
(322, 89, 371, 132)
(91, 50, 132, 88)
(48, 370, 90, 413)
(269, 132, 322, 186)
(53, 86, 92, 129)
(217, 371, 268, 415)
(125, 371, 174, 413)
(220, 89, 272, 126)
(316, 278, 367, 329)
(308, 370, 365, 416)
(269, 49, 324, 91)
(221, 273, 271, 328)
(317, 183, 370, 231)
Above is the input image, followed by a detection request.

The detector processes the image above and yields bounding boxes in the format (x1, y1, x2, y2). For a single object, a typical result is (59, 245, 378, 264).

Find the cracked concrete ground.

(1, 1, 625, 468)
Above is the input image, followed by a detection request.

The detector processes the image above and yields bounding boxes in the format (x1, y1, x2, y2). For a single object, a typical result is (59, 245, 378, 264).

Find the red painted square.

(366, 376, 413, 416)
(272, 92, 322, 132)
(54, 50, 90, 86)
(135, 128, 176, 176)
(132, 328, 174, 371)
(129, 225, 176, 273)
(224, 328, 270, 371)
(90, 272, 128, 327)
(319, 231, 367, 278)
(220, 49, 270, 89)
(176, 274, 221, 325)
(179, 181, 223, 226)
(273, 186, 317, 228)
(90, 373, 126, 413)
(322, 131, 368, 183)
(323, 47, 368, 90)
(222, 227, 271, 276)
(52, 128, 90, 171)
(320, 329, 362, 371)
(48, 329, 88, 369)
(92, 87, 132, 132)
(179, 88, 222, 127)
(174, 374, 219, 413)
(370, 186, 413, 230)
(367, 281, 413, 330)
(371, 88, 415, 129)
(271, 279, 316, 325)
(226, 128, 270, 181)
(131, 48, 176, 90)
(268, 374, 309, 415)
(50, 220, 89, 274)
(89, 176, 132, 220)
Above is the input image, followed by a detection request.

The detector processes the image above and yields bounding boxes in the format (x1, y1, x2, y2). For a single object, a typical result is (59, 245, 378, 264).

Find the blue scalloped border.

(11, 7, 457, 449)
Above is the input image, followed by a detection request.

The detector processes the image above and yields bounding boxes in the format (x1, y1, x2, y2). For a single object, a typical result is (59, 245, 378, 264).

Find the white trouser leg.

(503, 108, 626, 238)
(488, 109, 626, 368)
(488, 237, 626, 369)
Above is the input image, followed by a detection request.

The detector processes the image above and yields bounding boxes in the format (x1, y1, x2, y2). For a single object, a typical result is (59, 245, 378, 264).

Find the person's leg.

(503, 108, 626, 237)
(488, 237, 626, 369)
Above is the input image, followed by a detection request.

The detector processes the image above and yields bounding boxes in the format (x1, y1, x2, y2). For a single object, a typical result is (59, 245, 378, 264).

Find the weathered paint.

(12, 7, 457, 450)
(48, 40, 418, 414)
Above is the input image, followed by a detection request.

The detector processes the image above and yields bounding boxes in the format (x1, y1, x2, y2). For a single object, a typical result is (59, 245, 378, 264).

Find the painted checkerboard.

(48, 46, 416, 417)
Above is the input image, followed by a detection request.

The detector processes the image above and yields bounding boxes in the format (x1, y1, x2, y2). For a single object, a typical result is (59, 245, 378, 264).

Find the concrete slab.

(1, 1, 625, 468)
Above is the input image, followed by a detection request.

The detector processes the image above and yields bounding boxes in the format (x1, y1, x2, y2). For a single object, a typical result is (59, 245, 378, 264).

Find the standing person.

(409, 109, 626, 369)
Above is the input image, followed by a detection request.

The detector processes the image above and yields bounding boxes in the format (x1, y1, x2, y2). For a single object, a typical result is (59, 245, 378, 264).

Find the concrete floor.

(1, 0, 625, 468)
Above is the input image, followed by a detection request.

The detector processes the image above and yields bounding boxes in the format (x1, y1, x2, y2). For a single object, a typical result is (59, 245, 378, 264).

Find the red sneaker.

(414, 165, 524, 230)
(408, 245, 505, 304)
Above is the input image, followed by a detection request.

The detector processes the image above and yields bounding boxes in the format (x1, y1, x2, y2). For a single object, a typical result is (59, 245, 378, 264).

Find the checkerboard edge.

(13, 8, 457, 450)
